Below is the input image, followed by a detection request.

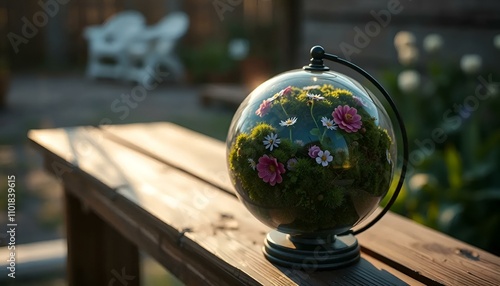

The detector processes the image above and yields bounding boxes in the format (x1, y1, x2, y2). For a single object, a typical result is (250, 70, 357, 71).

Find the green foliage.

(179, 40, 237, 82)
(383, 54, 500, 255)
(228, 84, 392, 233)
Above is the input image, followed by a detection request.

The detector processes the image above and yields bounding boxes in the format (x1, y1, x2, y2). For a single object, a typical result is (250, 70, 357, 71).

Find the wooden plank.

(101, 122, 500, 286)
(29, 126, 422, 285)
(64, 187, 140, 286)
(61, 170, 235, 286)
(358, 212, 500, 286)
(91, 127, 410, 285)
(99, 122, 234, 193)
(30, 127, 295, 285)
(34, 127, 129, 188)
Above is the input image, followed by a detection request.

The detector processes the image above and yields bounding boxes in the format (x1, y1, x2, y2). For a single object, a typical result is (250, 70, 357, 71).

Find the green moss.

(228, 84, 393, 233)
(250, 122, 276, 139)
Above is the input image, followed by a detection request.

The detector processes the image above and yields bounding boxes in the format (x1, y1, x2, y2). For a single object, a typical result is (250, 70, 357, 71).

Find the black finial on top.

(310, 45, 325, 59)
(303, 45, 330, 71)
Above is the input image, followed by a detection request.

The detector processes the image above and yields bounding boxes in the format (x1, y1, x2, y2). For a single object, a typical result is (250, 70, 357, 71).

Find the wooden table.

(29, 122, 500, 286)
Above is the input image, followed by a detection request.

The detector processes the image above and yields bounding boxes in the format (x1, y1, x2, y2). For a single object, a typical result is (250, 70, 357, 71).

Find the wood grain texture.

(100, 122, 233, 193)
(358, 213, 500, 286)
(28, 123, 500, 285)
(101, 122, 500, 286)
(29, 125, 421, 285)
(111, 126, 421, 284)
(30, 127, 300, 285)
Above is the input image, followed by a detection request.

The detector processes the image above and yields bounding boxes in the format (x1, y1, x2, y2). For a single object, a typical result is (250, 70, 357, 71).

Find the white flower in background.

(460, 54, 482, 75)
(423, 34, 444, 54)
(439, 205, 462, 227)
(398, 45, 419, 66)
(408, 173, 428, 192)
(397, 70, 421, 93)
(408, 173, 431, 192)
(394, 31, 416, 50)
(494, 34, 500, 50)
(486, 84, 499, 97)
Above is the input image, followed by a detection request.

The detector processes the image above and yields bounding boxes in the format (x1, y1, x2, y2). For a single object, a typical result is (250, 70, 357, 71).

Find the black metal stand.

(263, 230, 360, 270)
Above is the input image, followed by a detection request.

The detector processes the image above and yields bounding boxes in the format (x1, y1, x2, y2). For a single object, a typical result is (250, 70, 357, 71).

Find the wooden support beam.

(64, 188, 140, 286)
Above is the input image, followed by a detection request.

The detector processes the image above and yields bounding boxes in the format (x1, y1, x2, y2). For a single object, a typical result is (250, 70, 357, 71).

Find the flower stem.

(280, 101, 290, 118)
(321, 128, 327, 142)
(310, 101, 321, 142)
(289, 128, 292, 142)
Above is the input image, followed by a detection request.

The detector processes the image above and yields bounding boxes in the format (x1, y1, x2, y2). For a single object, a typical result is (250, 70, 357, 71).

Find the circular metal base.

(263, 230, 360, 270)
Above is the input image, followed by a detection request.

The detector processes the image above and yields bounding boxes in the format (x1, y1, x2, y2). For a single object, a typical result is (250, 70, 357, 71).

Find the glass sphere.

(226, 69, 396, 235)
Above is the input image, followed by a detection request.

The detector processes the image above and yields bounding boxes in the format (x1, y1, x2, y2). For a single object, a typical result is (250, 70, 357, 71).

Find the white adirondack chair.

(124, 12, 189, 86)
(84, 11, 145, 80)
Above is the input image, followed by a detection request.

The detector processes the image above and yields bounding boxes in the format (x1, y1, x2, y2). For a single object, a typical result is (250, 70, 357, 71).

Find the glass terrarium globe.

(226, 68, 397, 236)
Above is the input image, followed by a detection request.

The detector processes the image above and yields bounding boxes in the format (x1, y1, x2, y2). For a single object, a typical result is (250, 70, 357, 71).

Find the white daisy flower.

(248, 158, 256, 170)
(321, 116, 337, 130)
(263, 133, 281, 151)
(316, 150, 333, 167)
(307, 93, 325, 101)
(303, 85, 321, 91)
(294, 140, 305, 147)
(279, 117, 298, 127)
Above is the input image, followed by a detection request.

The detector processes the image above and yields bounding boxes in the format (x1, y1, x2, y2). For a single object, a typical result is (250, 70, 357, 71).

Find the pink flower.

(332, 105, 363, 133)
(353, 96, 367, 107)
(280, 86, 292, 97)
(257, 155, 286, 186)
(255, 100, 271, 117)
(287, 158, 298, 170)
(308, 145, 321, 158)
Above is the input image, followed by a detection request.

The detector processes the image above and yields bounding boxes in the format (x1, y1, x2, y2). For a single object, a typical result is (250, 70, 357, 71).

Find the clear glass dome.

(226, 69, 396, 235)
